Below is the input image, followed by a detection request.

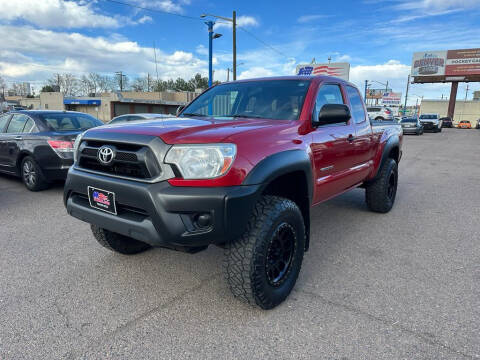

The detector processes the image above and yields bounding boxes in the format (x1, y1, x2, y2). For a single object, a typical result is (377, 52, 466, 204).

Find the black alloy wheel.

(266, 223, 296, 286)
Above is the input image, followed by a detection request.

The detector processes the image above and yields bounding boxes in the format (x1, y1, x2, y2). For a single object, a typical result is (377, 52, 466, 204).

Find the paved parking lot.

(0, 129, 479, 359)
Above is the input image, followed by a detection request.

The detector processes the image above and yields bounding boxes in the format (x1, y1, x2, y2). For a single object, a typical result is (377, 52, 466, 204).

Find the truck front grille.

(77, 140, 161, 180)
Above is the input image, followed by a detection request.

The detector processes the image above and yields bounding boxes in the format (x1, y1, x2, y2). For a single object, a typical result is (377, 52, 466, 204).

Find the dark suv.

(0, 111, 102, 191)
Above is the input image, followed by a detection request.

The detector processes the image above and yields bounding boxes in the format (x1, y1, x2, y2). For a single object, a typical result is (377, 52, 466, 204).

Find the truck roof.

(224, 75, 354, 87)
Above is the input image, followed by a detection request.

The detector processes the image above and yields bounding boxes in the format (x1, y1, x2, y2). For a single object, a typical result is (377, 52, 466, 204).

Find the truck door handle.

(347, 134, 356, 142)
(15, 136, 23, 140)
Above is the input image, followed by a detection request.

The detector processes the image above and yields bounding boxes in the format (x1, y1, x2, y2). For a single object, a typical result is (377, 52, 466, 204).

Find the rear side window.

(314, 84, 344, 121)
(0, 114, 10, 132)
(39, 113, 101, 131)
(6, 114, 28, 133)
(346, 86, 367, 124)
(23, 118, 36, 133)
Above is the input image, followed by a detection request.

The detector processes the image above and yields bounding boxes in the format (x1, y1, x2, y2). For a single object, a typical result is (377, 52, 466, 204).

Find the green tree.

(41, 85, 56, 92)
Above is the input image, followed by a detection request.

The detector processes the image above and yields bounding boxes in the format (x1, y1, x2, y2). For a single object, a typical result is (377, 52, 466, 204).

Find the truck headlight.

(73, 132, 84, 163)
(165, 144, 236, 179)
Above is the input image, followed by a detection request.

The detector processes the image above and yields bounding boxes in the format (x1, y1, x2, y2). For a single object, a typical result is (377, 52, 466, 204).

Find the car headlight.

(73, 132, 84, 163)
(164, 144, 236, 179)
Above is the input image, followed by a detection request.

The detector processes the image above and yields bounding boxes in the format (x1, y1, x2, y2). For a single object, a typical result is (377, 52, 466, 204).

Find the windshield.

(181, 80, 311, 120)
(39, 113, 102, 131)
(419, 114, 437, 119)
(401, 118, 417, 123)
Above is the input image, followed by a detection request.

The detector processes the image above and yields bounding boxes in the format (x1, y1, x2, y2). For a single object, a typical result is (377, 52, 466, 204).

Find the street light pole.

(201, 12, 237, 80)
(207, 21, 214, 88)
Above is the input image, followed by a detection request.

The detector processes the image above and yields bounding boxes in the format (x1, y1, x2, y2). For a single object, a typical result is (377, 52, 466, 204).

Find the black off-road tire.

(224, 195, 305, 309)
(90, 225, 151, 255)
(21, 156, 49, 191)
(365, 158, 398, 213)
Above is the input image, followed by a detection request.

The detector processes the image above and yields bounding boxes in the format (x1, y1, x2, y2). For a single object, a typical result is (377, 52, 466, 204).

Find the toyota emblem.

(97, 145, 115, 165)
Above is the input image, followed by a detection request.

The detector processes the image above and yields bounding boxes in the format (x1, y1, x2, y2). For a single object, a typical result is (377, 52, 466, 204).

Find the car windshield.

(181, 80, 311, 121)
(401, 118, 417, 123)
(419, 114, 437, 119)
(39, 113, 102, 131)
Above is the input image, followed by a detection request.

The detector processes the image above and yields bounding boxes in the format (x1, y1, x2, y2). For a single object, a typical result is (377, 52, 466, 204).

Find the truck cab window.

(314, 84, 344, 121)
(346, 86, 367, 124)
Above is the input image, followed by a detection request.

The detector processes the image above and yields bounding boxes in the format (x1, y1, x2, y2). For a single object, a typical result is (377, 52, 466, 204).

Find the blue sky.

(1, 0, 479, 104)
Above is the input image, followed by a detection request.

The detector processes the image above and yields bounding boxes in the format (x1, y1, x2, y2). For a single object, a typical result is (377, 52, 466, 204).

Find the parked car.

(108, 113, 173, 124)
(457, 120, 472, 129)
(419, 113, 443, 132)
(400, 117, 424, 135)
(475, 119, 480, 129)
(440, 116, 453, 128)
(64, 75, 403, 309)
(367, 106, 394, 121)
(0, 110, 102, 191)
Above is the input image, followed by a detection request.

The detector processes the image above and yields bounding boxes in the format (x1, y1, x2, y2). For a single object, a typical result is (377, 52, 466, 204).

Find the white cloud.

(238, 67, 274, 80)
(395, 0, 480, 11)
(137, 15, 153, 24)
(0, 26, 207, 81)
(130, 0, 189, 13)
(0, 0, 120, 28)
(195, 44, 208, 56)
(297, 14, 329, 23)
(215, 16, 258, 29)
(392, 0, 480, 23)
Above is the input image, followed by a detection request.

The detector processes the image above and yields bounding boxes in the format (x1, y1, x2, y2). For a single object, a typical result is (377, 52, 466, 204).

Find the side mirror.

(315, 104, 351, 126)
(176, 105, 185, 116)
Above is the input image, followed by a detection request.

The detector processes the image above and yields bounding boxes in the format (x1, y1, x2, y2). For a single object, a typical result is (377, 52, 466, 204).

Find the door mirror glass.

(316, 104, 351, 126)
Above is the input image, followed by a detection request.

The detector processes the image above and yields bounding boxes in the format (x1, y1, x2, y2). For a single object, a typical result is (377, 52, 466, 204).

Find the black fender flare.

(373, 135, 400, 180)
(242, 149, 313, 202)
(242, 150, 314, 251)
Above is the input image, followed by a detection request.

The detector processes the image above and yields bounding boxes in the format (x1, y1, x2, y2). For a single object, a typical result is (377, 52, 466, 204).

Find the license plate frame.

(87, 186, 117, 215)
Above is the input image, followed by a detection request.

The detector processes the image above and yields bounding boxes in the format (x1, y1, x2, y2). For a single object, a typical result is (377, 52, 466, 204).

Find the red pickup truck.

(64, 76, 402, 309)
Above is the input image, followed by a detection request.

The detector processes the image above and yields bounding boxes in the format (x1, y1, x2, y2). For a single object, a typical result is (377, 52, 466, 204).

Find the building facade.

(420, 99, 480, 124)
(19, 91, 200, 122)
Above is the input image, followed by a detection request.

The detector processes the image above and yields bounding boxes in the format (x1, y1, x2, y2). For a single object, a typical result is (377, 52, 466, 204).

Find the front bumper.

(64, 167, 262, 249)
(420, 122, 438, 130)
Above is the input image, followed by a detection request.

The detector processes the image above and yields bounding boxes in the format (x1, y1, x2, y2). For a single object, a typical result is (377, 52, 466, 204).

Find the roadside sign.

(382, 92, 402, 105)
(296, 62, 350, 81)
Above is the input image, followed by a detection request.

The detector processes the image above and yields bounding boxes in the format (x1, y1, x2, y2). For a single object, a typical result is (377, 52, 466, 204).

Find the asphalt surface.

(0, 129, 479, 360)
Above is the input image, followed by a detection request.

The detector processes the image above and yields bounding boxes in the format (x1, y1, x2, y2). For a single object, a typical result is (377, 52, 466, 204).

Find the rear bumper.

(64, 168, 262, 249)
(401, 127, 421, 134)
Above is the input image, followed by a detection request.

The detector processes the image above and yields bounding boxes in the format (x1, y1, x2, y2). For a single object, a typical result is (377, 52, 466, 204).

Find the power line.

(101, 0, 291, 59)
(238, 26, 290, 59)
(100, 0, 202, 21)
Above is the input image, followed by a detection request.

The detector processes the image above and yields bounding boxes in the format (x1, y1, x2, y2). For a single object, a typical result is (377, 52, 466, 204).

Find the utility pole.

(115, 71, 123, 91)
(227, 68, 230, 82)
(403, 74, 410, 115)
(147, 73, 151, 92)
(232, 10, 237, 81)
(364, 80, 368, 105)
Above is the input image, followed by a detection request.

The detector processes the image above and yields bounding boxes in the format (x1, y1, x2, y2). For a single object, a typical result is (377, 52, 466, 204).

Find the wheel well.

(388, 147, 399, 163)
(16, 152, 31, 175)
(262, 171, 311, 251)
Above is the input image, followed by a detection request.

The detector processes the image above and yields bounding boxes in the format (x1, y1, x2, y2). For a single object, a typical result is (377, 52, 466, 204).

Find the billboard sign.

(296, 62, 350, 81)
(412, 49, 480, 78)
(382, 92, 402, 105)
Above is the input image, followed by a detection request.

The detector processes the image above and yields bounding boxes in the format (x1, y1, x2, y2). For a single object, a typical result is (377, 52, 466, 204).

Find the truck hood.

(87, 116, 293, 144)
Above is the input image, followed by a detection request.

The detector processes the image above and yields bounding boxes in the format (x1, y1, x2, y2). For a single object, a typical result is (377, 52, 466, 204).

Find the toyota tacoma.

(64, 76, 403, 309)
